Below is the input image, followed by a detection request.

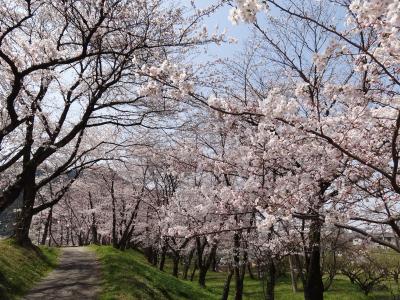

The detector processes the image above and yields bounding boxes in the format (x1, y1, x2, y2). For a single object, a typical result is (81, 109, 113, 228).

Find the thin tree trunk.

(89, 192, 98, 245)
(197, 242, 217, 287)
(159, 245, 167, 271)
(172, 255, 180, 277)
(111, 179, 118, 248)
(248, 262, 255, 280)
(289, 255, 298, 293)
(40, 207, 52, 245)
(190, 262, 198, 281)
(117, 200, 141, 250)
(183, 248, 195, 280)
(221, 267, 234, 300)
(212, 255, 218, 272)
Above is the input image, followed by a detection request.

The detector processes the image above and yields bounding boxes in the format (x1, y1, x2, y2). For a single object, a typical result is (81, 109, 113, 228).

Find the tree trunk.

(111, 179, 118, 248)
(60, 224, 64, 246)
(264, 259, 276, 300)
(304, 219, 324, 300)
(70, 228, 75, 246)
(117, 200, 141, 250)
(212, 255, 218, 272)
(89, 192, 98, 245)
(159, 245, 167, 271)
(196, 237, 206, 286)
(197, 241, 217, 287)
(234, 264, 244, 300)
(14, 166, 36, 247)
(14, 112, 37, 248)
(288, 255, 298, 293)
(66, 227, 70, 246)
(183, 248, 195, 280)
(40, 207, 52, 245)
(294, 254, 306, 287)
(221, 267, 234, 300)
(198, 266, 208, 287)
(47, 216, 53, 247)
(172, 255, 180, 277)
(190, 262, 197, 281)
(233, 232, 244, 300)
(248, 262, 255, 280)
(152, 248, 158, 266)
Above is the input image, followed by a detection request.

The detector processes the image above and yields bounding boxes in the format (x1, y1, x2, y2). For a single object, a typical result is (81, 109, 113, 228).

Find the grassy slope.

(0, 239, 59, 299)
(93, 246, 399, 300)
(93, 246, 218, 300)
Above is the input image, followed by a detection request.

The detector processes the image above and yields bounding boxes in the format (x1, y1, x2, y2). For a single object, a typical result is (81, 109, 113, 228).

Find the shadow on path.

(23, 247, 101, 300)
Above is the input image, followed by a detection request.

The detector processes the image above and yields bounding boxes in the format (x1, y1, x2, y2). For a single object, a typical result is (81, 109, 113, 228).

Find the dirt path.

(23, 247, 101, 300)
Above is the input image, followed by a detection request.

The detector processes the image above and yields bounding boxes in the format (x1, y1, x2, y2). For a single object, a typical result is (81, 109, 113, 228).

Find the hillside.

(0, 239, 59, 299)
(93, 246, 218, 300)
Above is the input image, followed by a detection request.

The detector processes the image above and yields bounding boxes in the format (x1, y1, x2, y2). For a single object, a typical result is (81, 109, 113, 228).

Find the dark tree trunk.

(70, 228, 75, 246)
(198, 266, 208, 287)
(78, 232, 84, 246)
(111, 179, 118, 248)
(143, 246, 155, 265)
(196, 237, 206, 286)
(190, 262, 198, 281)
(264, 259, 276, 300)
(117, 200, 141, 251)
(66, 227, 70, 246)
(40, 207, 52, 245)
(172, 255, 180, 277)
(183, 248, 195, 280)
(14, 112, 37, 248)
(14, 167, 36, 247)
(233, 232, 245, 300)
(152, 248, 158, 266)
(248, 262, 255, 280)
(60, 224, 64, 246)
(304, 219, 324, 300)
(159, 245, 167, 271)
(212, 255, 218, 272)
(294, 254, 306, 287)
(47, 216, 53, 247)
(221, 267, 234, 300)
(288, 255, 298, 293)
(234, 265, 244, 300)
(196, 239, 217, 287)
(88, 192, 98, 245)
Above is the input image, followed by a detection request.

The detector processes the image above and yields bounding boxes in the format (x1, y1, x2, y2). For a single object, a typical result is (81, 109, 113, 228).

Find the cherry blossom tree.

(208, 0, 400, 299)
(0, 0, 223, 246)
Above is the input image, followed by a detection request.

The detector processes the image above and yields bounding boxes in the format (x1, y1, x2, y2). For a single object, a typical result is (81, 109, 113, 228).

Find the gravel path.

(23, 247, 101, 300)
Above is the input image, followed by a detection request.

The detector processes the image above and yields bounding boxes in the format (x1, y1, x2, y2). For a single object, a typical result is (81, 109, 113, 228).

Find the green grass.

(201, 271, 397, 300)
(92, 246, 400, 300)
(92, 246, 219, 300)
(0, 239, 59, 299)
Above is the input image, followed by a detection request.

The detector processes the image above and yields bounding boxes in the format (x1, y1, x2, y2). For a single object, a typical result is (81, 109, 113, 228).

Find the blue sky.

(189, 1, 252, 59)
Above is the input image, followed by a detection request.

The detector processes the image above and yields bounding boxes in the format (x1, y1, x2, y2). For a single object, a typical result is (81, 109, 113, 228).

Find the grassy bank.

(92, 246, 219, 300)
(0, 239, 59, 299)
(92, 246, 400, 300)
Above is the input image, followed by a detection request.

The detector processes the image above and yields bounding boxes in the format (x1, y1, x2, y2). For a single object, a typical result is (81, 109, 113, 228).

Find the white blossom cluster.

(229, 0, 267, 24)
